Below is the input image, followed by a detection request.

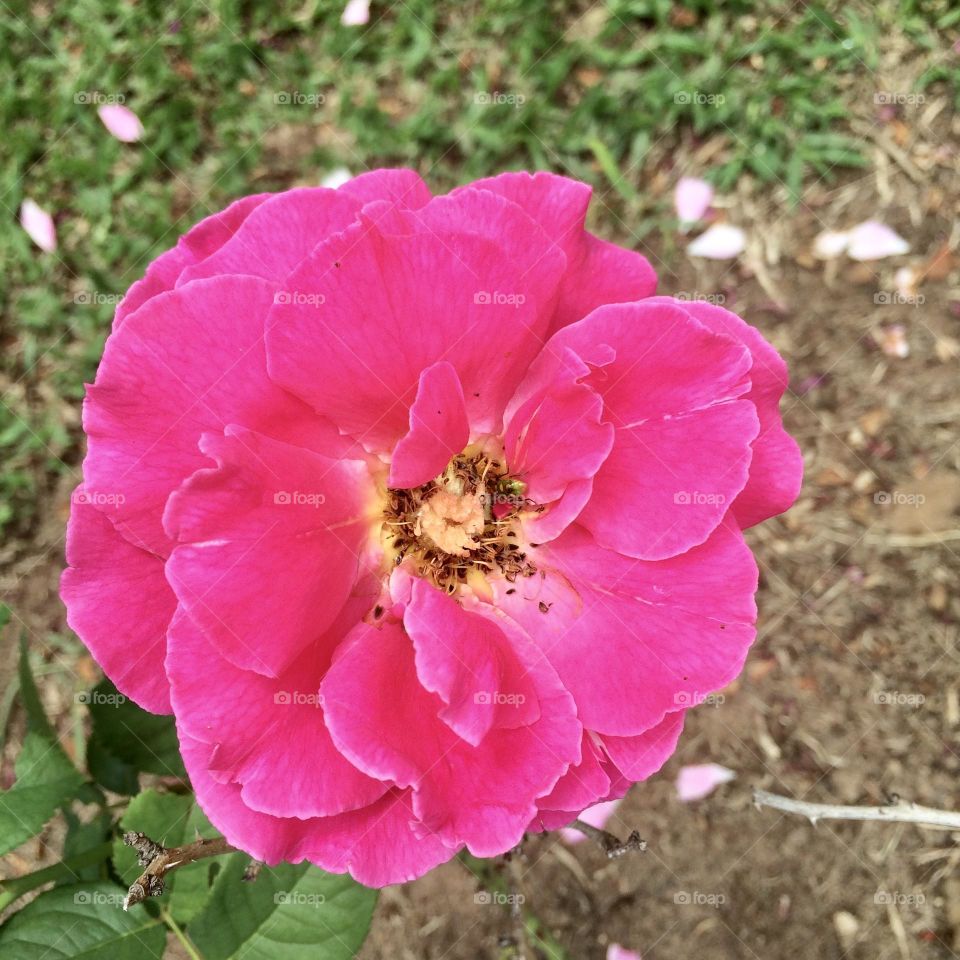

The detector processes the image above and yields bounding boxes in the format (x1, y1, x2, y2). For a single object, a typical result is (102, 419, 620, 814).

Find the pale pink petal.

(676, 763, 735, 801)
(340, 0, 370, 26)
(812, 229, 850, 260)
(674, 176, 713, 226)
(321, 167, 353, 189)
(608, 945, 642, 960)
(687, 223, 746, 260)
(97, 104, 144, 143)
(847, 220, 909, 261)
(560, 798, 622, 843)
(19, 199, 57, 252)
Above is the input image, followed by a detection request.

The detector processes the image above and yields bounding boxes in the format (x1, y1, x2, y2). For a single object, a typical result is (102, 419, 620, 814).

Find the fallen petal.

(97, 104, 144, 143)
(341, 0, 370, 26)
(687, 224, 745, 260)
(877, 323, 909, 358)
(19, 199, 57, 252)
(812, 229, 850, 260)
(676, 763, 735, 801)
(674, 176, 713, 227)
(321, 167, 353, 189)
(847, 220, 909, 261)
(608, 946, 642, 960)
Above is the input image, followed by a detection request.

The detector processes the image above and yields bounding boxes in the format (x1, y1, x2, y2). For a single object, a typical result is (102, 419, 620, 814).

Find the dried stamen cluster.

(383, 451, 538, 593)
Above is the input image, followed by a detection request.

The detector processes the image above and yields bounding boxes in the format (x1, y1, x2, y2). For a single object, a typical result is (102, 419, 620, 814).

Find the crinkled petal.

(84, 276, 339, 556)
(645, 296, 803, 528)
(601, 710, 686, 780)
(61, 498, 174, 713)
(337, 168, 432, 209)
(266, 219, 565, 451)
(322, 615, 580, 856)
(494, 522, 757, 735)
(388, 361, 470, 489)
(164, 427, 369, 677)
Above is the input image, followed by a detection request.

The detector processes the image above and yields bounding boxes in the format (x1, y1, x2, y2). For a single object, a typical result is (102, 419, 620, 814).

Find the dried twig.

(122, 832, 239, 910)
(752, 789, 960, 830)
(568, 819, 647, 858)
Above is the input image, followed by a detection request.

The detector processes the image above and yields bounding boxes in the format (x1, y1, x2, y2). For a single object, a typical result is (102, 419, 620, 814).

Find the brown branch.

(122, 831, 239, 910)
(568, 819, 647, 859)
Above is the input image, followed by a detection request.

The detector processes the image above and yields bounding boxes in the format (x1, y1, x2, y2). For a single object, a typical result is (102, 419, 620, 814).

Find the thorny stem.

(752, 789, 960, 830)
(568, 819, 647, 858)
(122, 832, 239, 910)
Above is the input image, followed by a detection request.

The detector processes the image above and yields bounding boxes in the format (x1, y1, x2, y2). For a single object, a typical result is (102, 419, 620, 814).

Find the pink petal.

(164, 427, 370, 677)
(601, 711, 686, 780)
(674, 176, 713, 226)
(812, 229, 850, 260)
(337, 168, 432, 208)
(19, 199, 57, 252)
(388, 362, 470, 489)
(676, 763, 735, 802)
(166, 605, 387, 818)
(97, 104, 144, 143)
(266, 201, 565, 452)
(113, 193, 271, 330)
(559, 798, 622, 843)
(608, 945, 643, 960)
(322, 614, 580, 856)
(687, 223, 746, 260)
(537, 735, 610, 816)
(847, 220, 909, 261)
(645, 297, 803, 529)
(83, 276, 341, 557)
(61, 498, 174, 713)
(340, 0, 370, 26)
(495, 522, 757, 735)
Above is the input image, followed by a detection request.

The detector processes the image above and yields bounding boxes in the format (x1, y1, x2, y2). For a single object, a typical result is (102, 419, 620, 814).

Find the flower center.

(382, 448, 538, 594)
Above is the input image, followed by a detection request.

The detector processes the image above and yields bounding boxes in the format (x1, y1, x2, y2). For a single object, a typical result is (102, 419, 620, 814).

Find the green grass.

(1, 0, 957, 537)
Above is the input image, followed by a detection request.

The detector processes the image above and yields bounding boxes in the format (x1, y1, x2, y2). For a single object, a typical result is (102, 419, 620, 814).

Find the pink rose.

(62, 170, 802, 886)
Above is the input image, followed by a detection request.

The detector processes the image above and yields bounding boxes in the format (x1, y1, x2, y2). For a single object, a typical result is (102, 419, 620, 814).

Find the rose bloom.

(62, 170, 802, 886)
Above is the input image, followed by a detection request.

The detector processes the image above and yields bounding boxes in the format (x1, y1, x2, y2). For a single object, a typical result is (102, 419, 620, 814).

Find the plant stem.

(161, 907, 204, 960)
(0, 841, 113, 912)
(753, 789, 960, 830)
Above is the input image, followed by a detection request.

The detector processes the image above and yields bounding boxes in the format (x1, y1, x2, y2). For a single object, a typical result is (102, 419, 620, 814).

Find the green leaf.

(112, 788, 234, 924)
(0, 882, 166, 959)
(85, 678, 185, 790)
(0, 732, 84, 857)
(18, 635, 55, 740)
(189, 858, 378, 960)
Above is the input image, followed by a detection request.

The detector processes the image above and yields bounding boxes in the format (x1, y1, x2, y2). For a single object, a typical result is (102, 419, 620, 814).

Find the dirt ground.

(3, 112, 960, 960)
